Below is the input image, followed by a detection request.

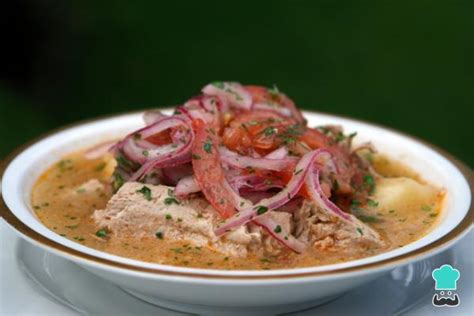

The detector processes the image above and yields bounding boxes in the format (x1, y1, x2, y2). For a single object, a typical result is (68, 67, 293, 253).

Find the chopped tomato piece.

(222, 111, 300, 155)
(192, 120, 236, 218)
(245, 85, 305, 123)
(145, 131, 172, 146)
(299, 127, 333, 149)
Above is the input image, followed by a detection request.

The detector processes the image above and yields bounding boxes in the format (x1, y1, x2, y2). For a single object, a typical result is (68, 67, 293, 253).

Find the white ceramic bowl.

(1, 110, 472, 315)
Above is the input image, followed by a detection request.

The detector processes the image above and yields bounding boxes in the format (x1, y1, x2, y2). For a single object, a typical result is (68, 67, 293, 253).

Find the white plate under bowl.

(3, 222, 471, 315)
(1, 110, 472, 314)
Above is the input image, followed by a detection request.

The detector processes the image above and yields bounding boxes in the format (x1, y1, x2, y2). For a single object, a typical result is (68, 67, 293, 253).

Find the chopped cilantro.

(112, 172, 124, 192)
(164, 197, 179, 205)
(94, 162, 107, 172)
(356, 228, 363, 235)
(255, 205, 268, 215)
(142, 150, 149, 157)
(95, 229, 107, 237)
(203, 141, 212, 154)
(274, 225, 282, 233)
(57, 159, 73, 172)
(247, 120, 259, 126)
(136, 186, 152, 201)
(421, 205, 432, 212)
(357, 215, 378, 223)
(367, 199, 379, 207)
(294, 168, 303, 175)
(115, 155, 135, 170)
(335, 132, 345, 142)
(192, 154, 201, 160)
(155, 231, 164, 239)
(363, 174, 375, 194)
(350, 199, 361, 210)
(263, 126, 276, 136)
(165, 214, 172, 220)
(267, 85, 280, 98)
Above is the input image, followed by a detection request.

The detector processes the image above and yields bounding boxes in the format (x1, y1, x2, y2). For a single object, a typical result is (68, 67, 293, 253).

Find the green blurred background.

(0, 1, 472, 166)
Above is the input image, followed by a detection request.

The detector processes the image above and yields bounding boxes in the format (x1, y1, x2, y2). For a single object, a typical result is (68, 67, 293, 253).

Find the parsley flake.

(255, 205, 268, 215)
(136, 186, 152, 201)
(95, 229, 107, 237)
(203, 141, 212, 154)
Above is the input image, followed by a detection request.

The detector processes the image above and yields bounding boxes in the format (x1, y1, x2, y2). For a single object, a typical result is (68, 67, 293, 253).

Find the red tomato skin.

(192, 120, 236, 218)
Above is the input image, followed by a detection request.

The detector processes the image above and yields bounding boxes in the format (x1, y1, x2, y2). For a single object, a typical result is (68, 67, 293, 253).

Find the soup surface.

(31, 151, 444, 270)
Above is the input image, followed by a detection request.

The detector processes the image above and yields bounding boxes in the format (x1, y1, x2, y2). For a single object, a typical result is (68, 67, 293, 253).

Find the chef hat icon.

(432, 264, 460, 290)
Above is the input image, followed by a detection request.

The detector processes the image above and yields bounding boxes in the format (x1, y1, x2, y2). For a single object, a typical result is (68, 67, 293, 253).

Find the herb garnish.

(357, 215, 378, 223)
(192, 154, 201, 160)
(421, 205, 432, 212)
(274, 225, 282, 233)
(203, 141, 212, 154)
(294, 168, 303, 175)
(94, 162, 107, 172)
(95, 229, 107, 237)
(363, 174, 375, 194)
(255, 205, 268, 215)
(112, 172, 124, 192)
(136, 186, 152, 201)
(267, 85, 280, 98)
(155, 231, 164, 239)
(164, 197, 179, 205)
(367, 199, 379, 207)
(263, 126, 276, 136)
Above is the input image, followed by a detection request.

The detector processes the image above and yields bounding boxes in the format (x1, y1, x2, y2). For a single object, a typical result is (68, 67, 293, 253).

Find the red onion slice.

(125, 117, 194, 181)
(215, 149, 333, 235)
(253, 102, 292, 118)
(143, 110, 167, 126)
(219, 147, 296, 171)
(174, 175, 201, 197)
(162, 164, 193, 186)
(224, 175, 306, 253)
(254, 215, 306, 253)
(305, 169, 351, 222)
(202, 82, 252, 110)
(264, 146, 288, 159)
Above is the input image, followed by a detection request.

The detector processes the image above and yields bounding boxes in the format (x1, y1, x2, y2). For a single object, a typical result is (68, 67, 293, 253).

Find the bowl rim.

(1, 109, 472, 280)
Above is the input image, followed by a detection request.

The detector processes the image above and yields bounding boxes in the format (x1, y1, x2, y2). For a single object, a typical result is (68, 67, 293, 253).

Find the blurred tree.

(0, 1, 472, 165)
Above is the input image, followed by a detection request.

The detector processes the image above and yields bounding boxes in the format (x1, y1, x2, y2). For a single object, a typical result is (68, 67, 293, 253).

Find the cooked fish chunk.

(93, 182, 261, 257)
(294, 200, 385, 253)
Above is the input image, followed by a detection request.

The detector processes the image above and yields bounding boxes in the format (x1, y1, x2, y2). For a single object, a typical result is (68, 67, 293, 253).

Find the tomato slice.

(222, 111, 299, 155)
(299, 127, 333, 149)
(191, 120, 236, 218)
(145, 132, 172, 146)
(245, 85, 305, 123)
